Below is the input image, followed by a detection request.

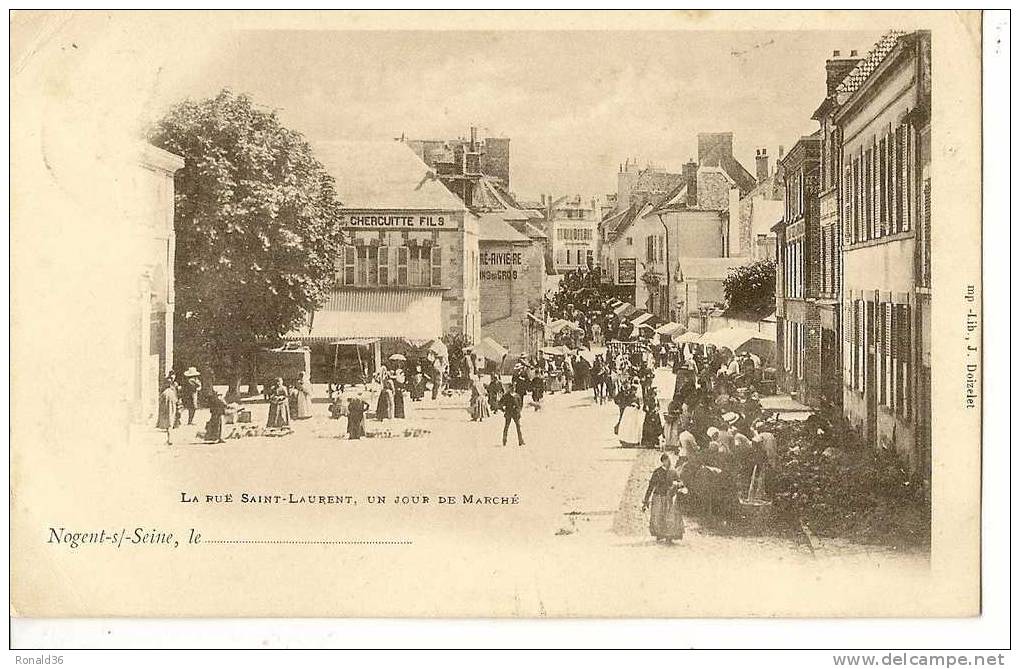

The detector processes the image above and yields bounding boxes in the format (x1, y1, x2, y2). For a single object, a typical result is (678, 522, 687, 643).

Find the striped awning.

(285, 288, 443, 342)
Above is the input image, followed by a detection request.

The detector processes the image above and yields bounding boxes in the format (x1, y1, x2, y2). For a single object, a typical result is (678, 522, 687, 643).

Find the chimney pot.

(850, 49, 858, 56)
(833, 49, 841, 57)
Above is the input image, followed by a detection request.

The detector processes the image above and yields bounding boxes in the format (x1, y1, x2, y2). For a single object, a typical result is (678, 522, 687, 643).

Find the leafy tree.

(148, 90, 343, 395)
(723, 258, 776, 314)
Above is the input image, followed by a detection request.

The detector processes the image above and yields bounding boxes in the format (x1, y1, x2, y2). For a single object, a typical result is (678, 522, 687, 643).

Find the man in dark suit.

(498, 390, 525, 447)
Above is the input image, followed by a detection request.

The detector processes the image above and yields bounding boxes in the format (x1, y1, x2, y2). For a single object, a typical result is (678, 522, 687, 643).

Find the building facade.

(550, 195, 599, 273)
(130, 143, 184, 423)
(477, 213, 547, 362)
(834, 31, 932, 477)
(775, 134, 822, 406)
(811, 49, 863, 411)
(291, 141, 480, 379)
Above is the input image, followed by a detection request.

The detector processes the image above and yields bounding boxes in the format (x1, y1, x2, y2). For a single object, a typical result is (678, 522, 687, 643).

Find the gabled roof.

(836, 30, 908, 100)
(633, 169, 682, 194)
(651, 165, 734, 214)
(699, 146, 756, 194)
(508, 219, 548, 240)
(604, 204, 649, 242)
(316, 140, 467, 211)
(476, 213, 531, 243)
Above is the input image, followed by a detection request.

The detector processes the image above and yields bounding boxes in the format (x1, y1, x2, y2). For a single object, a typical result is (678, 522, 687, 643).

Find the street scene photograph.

(10, 10, 988, 630)
(138, 26, 933, 570)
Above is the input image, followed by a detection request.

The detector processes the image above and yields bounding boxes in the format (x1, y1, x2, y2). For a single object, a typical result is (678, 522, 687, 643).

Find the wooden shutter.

(342, 245, 354, 285)
(431, 244, 442, 287)
(378, 246, 389, 285)
(905, 303, 913, 418)
(892, 305, 901, 410)
(878, 136, 887, 236)
(397, 246, 408, 285)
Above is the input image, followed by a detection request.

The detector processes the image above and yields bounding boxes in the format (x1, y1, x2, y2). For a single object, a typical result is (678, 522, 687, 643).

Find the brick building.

(834, 31, 932, 477)
(774, 133, 822, 405)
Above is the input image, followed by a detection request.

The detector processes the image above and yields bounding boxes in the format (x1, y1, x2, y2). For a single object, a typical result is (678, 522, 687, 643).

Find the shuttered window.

(899, 304, 912, 419)
(397, 247, 408, 285)
(431, 245, 443, 287)
(378, 246, 390, 285)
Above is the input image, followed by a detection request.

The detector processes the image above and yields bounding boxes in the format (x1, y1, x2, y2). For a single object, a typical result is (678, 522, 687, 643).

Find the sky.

(157, 29, 888, 202)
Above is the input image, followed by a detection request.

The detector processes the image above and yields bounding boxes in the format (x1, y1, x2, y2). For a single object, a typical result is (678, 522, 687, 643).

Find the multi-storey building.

(810, 49, 863, 410)
(288, 140, 480, 379)
(550, 196, 599, 273)
(834, 30, 932, 478)
(774, 134, 822, 406)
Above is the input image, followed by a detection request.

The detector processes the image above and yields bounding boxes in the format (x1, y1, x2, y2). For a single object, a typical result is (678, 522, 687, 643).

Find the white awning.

(287, 288, 443, 342)
(654, 322, 685, 336)
(473, 337, 509, 362)
(631, 313, 654, 326)
(699, 327, 776, 350)
(613, 302, 632, 316)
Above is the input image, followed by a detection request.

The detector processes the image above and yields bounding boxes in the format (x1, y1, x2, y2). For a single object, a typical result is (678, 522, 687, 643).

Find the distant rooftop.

(315, 140, 466, 211)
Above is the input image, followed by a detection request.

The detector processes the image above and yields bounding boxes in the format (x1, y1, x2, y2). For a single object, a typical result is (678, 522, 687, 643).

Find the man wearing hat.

(182, 367, 202, 425)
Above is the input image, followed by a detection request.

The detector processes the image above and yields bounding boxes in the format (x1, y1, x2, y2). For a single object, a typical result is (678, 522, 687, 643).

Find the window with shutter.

(844, 165, 853, 244)
(883, 304, 891, 405)
(893, 303, 901, 412)
(397, 247, 408, 285)
(901, 304, 912, 420)
(877, 304, 885, 406)
(341, 245, 355, 285)
(878, 136, 887, 236)
(378, 246, 389, 285)
(854, 300, 863, 392)
(905, 125, 914, 232)
(431, 245, 442, 287)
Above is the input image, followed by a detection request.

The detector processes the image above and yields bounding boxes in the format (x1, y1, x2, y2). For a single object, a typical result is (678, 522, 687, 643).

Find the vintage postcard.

(10, 10, 982, 618)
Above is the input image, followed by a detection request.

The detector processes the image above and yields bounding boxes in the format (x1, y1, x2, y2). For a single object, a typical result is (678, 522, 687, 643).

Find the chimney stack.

(824, 49, 863, 96)
(778, 145, 785, 161)
(755, 148, 769, 183)
(682, 159, 698, 207)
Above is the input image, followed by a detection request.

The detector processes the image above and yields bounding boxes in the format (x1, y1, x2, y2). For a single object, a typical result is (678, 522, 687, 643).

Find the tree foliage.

(723, 258, 776, 314)
(148, 90, 343, 383)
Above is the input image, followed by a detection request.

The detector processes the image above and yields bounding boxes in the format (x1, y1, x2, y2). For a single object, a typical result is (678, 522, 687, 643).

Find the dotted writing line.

(203, 539, 413, 545)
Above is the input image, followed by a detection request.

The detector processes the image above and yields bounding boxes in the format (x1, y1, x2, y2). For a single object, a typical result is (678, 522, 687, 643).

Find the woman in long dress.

(486, 374, 504, 413)
(266, 379, 291, 428)
(375, 379, 395, 420)
(393, 368, 407, 418)
(156, 377, 180, 444)
(204, 392, 228, 444)
(468, 374, 491, 421)
(293, 372, 313, 419)
(641, 453, 686, 543)
(641, 389, 663, 448)
(530, 368, 546, 411)
(346, 395, 367, 439)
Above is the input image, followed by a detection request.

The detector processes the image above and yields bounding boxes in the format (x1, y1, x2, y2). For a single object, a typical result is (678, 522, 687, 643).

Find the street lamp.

(655, 214, 671, 321)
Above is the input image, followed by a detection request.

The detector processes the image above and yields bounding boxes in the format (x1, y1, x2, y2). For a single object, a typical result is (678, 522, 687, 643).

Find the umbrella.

(427, 339, 448, 357)
(388, 354, 407, 362)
